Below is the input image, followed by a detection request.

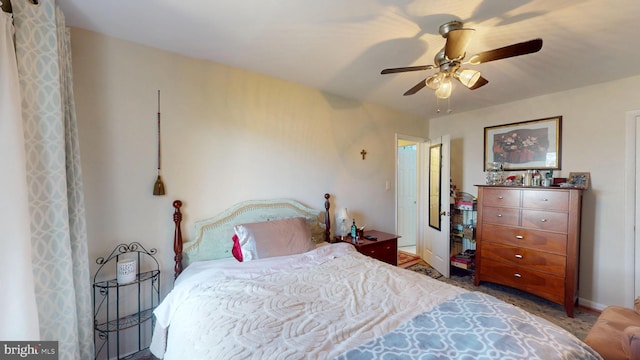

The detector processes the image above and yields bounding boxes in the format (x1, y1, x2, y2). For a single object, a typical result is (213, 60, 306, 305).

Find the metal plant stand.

(93, 242, 160, 359)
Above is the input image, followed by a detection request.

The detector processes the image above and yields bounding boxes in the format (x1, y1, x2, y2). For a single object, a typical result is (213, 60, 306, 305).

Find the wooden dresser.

(474, 185, 583, 317)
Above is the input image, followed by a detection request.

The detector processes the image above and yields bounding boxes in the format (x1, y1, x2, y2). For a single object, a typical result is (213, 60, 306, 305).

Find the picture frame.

(484, 116, 562, 171)
(567, 172, 590, 189)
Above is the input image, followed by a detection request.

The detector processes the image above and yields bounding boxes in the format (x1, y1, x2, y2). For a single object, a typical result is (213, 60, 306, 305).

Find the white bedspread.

(150, 243, 465, 359)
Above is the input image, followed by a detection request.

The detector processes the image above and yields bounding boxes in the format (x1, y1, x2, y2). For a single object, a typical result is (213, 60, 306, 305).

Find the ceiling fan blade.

(381, 65, 435, 74)
(445, 28, 475, 60)
(467, 38, 543, 65)
(468, 76, 488, 90)
(403, 79, 427, 96)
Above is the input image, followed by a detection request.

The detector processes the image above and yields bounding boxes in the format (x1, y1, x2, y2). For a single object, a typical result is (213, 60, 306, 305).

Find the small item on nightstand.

(364, 235, 377, 241)
(351, 219, 357, 240)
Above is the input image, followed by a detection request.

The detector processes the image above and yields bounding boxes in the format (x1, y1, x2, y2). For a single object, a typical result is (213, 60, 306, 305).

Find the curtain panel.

(0, 0, 94, 358)
(0, 7, 40, 342)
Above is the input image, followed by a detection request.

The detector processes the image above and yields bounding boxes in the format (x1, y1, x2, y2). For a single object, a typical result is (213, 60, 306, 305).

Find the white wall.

(429, 75, 640, 309)
(69, 28, 427, 291)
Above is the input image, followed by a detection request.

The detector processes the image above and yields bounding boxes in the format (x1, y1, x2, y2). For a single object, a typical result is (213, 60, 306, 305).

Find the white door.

(421, 135, 451, 277)
(397, 143, 417, 248)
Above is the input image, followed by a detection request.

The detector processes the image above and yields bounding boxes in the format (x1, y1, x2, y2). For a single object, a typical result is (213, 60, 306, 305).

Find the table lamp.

(336, 208, 349, 240)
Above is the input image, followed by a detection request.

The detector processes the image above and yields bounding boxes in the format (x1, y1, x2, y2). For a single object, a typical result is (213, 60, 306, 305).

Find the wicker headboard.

(172, 194, 331, 278)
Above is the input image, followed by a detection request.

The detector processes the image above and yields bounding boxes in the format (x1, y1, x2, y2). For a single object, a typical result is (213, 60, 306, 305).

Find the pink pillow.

(231, 234, 243, 262)
(233, 217, 314, 261)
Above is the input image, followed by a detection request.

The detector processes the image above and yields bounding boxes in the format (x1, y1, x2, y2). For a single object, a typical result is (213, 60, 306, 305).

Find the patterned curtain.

(0, 6, 39, 341)
(9, 0, 94, 358)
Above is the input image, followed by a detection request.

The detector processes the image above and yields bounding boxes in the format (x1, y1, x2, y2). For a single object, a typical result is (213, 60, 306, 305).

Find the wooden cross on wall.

(360, 149, 367, 160)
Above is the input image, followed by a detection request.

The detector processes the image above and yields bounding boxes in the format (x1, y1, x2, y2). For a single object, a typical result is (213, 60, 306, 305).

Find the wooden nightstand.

(339, 230, 399, 266)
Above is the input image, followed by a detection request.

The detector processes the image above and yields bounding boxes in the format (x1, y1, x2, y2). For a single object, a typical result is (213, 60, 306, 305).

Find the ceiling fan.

(381, 21, 543, 100)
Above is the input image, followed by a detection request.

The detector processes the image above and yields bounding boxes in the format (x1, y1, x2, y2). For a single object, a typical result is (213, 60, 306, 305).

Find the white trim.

(625, 110, 640, 305)
(578, 297, 607, 312)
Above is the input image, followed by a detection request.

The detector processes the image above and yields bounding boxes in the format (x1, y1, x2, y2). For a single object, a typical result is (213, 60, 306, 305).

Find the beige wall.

(429, 76, 640, 309)
(70, 26, 639, 310)
(69, 28, 427, 290)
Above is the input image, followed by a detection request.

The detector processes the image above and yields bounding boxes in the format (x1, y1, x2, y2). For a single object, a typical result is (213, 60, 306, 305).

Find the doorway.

(396, 136, 420, 254)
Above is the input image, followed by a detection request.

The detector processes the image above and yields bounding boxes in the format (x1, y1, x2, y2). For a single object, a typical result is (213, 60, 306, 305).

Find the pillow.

(233, 217, 314, 261)
(231, 234, 243, 262)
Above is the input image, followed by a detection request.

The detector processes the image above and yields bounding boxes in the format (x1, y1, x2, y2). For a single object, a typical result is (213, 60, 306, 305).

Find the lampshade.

(455, 68, 481, 88)
(435, 75, 452, 99)
(337, 208, 349, 221)
(336, 208, 350, 237)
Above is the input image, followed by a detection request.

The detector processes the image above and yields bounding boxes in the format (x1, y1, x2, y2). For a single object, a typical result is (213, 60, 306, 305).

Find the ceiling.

(56, 0, 640, 118)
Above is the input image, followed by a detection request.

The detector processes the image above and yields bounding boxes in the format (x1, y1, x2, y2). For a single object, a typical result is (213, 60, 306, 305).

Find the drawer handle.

(515, 235, 524, 239)
(515, 254, 523, 259)
(498, 196, 504, 199)
(497, 214, 503, 217)
(542, 198, 549, 202)
(540, 218, 547, 222)
(514, 273, 522, 278)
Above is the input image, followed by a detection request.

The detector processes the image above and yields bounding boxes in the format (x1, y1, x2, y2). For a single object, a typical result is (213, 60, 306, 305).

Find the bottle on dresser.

(351, 219, 357, 243)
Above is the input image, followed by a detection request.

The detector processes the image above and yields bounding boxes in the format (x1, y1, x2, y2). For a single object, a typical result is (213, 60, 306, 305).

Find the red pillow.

(231, 234, 243, 262)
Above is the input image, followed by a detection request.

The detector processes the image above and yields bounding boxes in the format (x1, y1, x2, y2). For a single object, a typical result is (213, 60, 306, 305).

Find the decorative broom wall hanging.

(153, 90, 166, 195)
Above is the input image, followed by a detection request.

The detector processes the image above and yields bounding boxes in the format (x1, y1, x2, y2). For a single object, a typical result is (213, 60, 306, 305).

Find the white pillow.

(233, 217, 315, 261)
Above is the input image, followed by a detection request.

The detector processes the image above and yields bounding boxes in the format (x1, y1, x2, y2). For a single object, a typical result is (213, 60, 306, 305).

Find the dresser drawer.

(481, 242, 566, 276)
(479, 259, 565, 304)
(481, 223, 567, 254)
(358, 239, 397, 266)
(482, 188, 521, 207)
(522, 209, 568, 233)
(481, 206, 520, 226)
(522, 190, 569, 211)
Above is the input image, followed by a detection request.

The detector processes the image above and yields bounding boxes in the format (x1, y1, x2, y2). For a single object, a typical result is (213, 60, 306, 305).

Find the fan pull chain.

(435, 97, 453, 114)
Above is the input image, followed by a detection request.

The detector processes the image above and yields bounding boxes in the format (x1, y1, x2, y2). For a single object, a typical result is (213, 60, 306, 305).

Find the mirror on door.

(429, 143, 442, 230)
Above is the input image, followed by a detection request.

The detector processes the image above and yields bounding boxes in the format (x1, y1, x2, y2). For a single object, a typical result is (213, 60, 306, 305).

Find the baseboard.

(578, 297, 607, 313)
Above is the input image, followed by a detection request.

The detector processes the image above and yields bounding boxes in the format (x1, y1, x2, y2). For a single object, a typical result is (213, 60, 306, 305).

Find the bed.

(150, 194, 602, 359)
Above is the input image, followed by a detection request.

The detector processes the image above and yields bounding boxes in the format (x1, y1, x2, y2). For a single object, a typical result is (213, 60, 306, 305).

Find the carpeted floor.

(406, 263, 599, 340)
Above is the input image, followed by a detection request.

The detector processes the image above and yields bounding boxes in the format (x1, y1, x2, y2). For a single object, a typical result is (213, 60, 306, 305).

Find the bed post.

(324, 193, 331, 243)
(173, 200, 183, 279)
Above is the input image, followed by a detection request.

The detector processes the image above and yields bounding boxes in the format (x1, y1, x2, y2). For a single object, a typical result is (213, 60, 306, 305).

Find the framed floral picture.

(484, 116, 562, 171)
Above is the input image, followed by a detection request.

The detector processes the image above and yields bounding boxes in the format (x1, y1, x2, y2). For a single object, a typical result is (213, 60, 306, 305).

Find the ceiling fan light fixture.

(425, 74, 441, 90)
(455, 68, 481, 87)
(435, 75, 452, 99)
(380, 21, 544, 104)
